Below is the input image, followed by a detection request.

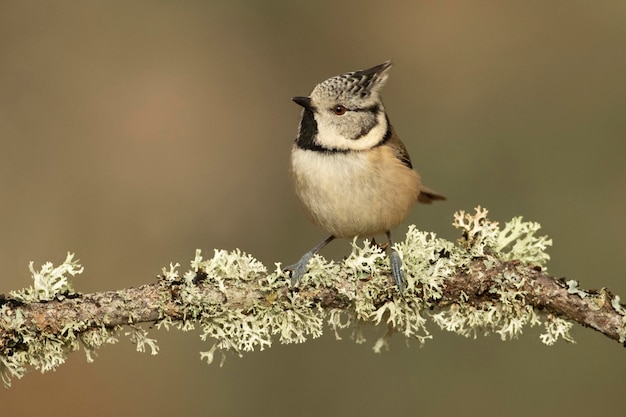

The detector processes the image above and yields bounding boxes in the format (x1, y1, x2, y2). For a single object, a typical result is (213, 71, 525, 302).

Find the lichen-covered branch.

(1, 208, 625, 388)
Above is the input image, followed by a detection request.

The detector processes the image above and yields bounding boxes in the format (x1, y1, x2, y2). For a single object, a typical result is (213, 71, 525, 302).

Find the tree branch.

(1, 208, 625, 387)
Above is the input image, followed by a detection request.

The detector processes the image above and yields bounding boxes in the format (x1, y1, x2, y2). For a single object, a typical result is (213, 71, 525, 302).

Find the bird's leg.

(386, 231, 405, 292)
(285, 235, 335, 286)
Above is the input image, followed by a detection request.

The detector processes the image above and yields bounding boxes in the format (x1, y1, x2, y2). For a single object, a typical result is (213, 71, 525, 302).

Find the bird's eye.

(332, 105, 347, 115)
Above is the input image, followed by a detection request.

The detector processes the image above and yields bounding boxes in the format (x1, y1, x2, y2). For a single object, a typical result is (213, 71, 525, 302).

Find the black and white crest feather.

(315, 60, 392, 103)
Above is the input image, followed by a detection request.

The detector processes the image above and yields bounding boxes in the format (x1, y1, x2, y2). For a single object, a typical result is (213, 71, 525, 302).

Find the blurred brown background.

(1, 1, 625, 416)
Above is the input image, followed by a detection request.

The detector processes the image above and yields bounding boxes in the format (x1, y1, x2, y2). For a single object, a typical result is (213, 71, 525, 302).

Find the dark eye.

(332, 105, 347, 115)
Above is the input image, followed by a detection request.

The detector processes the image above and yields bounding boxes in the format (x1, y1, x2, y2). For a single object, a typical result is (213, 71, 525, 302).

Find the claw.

(284, 235, 335, 287)
(284, 252, 314, 286)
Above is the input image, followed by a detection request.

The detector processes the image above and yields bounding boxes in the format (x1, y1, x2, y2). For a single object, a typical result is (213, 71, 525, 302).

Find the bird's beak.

(292, 96, 312, 109)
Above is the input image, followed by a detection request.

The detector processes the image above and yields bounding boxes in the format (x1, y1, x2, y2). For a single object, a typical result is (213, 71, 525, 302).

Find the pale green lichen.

(193, 206, 559, 357)
(540, 316, 576, 345)
(565, 282, 609, 311)
(343, 239, 388, 279)
(10, 253, 83, 302)
(126, 325, 159, 355)
(81, 326, 120, 363)
(395, 227, 456, 299)
(453, 206, 500, 258)
(566, 280, 588, 298)
(3, 207, 622, 388)
(161, 249, 328, 365)
(154, 234, 449, 364)
(2, 255, 125, 387)
(327, 309, 353, 340)
(431, 207, 569, 343)
(431, 301, 542, 341)
(495, 216, 552, 266)
(1, 254, 89, 387)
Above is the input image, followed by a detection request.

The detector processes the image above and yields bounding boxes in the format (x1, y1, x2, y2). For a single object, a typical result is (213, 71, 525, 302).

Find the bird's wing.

(385, 124, 446, 204)
(385, 125, 413, 169)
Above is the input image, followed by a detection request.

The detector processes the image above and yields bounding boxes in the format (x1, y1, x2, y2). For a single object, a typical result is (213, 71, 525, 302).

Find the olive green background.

(1, 1, 625, 416)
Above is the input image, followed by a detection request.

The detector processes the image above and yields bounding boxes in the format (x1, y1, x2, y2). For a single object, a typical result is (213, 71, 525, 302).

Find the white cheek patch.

(314, 112, 387, 151)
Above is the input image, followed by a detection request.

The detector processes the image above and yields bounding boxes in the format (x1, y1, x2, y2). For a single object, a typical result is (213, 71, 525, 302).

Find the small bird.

(286, 61, 445, 291)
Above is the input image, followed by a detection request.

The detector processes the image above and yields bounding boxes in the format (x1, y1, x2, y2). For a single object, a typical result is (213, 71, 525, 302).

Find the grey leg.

(386, 231, 405, 292)
(285, 235, 335, 286)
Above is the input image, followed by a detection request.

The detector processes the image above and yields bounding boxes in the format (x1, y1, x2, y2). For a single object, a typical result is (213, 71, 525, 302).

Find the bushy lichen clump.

(0, 255, 154, 387)
(154, 207, 569, 365)
(0, 255, 79, 386)
(430, 207, 567, 343)
(10, 253, 83, 302)
(2, 208, 620, 388)
(157, 249, 331, 365)
(155, 229, 457, 363)
(1, 254, 115, 387)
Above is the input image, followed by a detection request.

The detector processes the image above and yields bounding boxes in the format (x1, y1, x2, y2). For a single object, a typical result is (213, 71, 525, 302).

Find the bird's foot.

(284, 252, 314, 286)
(389, 250, 406, 292)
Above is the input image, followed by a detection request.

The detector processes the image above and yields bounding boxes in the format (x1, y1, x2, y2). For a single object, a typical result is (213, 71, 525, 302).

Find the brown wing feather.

(386, 125, 446, 204)
(385, 125, 413, 169)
